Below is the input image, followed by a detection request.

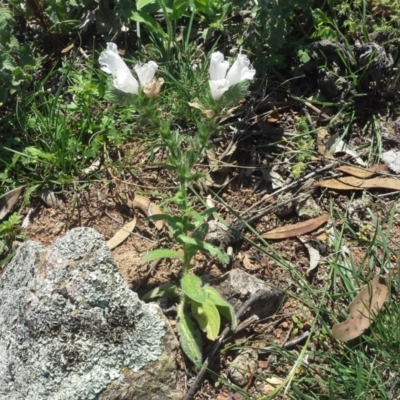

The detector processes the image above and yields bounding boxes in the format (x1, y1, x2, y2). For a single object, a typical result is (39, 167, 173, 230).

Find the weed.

(291, 116, 314, 179)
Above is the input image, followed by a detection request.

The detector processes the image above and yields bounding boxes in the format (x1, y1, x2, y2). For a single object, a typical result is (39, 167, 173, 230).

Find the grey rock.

(0, 227, 182, 400)
(211, 269, 284, 321)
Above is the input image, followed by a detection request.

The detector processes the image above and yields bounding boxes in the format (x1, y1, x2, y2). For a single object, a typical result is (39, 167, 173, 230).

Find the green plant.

(250, 0, 313, 67)
(0, 212, 23, 264)
(0, 6, 39, 104)
(291, 116, 313, 179)
(98, 40, 255, 366)
(0, 55, 116, 186)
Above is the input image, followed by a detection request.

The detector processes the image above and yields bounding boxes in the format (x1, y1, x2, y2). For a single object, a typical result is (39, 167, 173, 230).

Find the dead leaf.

(262, 214, 329, 239)
(262, 169, 285, 189)
(123, 193, 164, 230)
(39, 189, 58, 208)
(369, 163, 387, 172)
(264, 376, 285, 395)
(314, 176, 400, 191)
(335, 165, 376, 179)
(332, 276, 388, 342)
(242, 253, 261, 271)
(81, 158, 101, 176)
(0, 186, 24, 221)
(106, 217, 137, 250)
(324, 134, 365, 166)
(203, 169, 231, 189)
(144, 77, 164, 98)
(188, 99, 215, 118)
(61, 43, 74, 53)
(299, 238, 320, 274)
(316, 128, 332, 157)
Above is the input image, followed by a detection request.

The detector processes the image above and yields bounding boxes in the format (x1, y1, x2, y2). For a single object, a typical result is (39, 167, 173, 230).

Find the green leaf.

(204, 286, 237, 331)
(130, 11, 167, 38)
(142, 283, 179, 301)
(177, 234, 229, 264)
(171, 0, 190, 19)
(136, 0, 156, 9)
(191, 222, 209, 241)
(181, 274, 207, 303)
(191, 300, 221, 341)
(143, 248, 184, 263)
(177, 302, 203, 367)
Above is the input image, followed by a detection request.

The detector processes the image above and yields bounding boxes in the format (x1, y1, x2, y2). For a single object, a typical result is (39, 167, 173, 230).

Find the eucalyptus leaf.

(177, 302, 203, 367)
(191, 299, 221, 341)
(181, 274, 207, 304)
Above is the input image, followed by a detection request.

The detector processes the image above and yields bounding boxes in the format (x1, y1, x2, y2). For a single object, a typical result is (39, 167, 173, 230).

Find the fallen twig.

(258, 330, 310, 354)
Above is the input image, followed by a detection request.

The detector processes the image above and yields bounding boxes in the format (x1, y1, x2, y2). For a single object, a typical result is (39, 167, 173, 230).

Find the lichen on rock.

(0, 227, 181, 400)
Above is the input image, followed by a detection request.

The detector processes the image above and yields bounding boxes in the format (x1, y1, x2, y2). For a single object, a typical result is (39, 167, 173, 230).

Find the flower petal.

(209, 78, 230, 101)
(226, 53, 255, 87)
(134, 61, 158, 87)
(99, 43, 132, 77)
(99, 43, 139, 94)
(209, 52, 230, 81)
(113, 69, 139, 94)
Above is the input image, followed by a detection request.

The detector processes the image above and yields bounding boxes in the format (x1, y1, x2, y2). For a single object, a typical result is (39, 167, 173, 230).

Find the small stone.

(227, 348, 258, 387)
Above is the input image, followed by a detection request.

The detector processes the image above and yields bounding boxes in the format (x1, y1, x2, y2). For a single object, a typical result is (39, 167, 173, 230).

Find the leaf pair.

(178, 274, 237, 366)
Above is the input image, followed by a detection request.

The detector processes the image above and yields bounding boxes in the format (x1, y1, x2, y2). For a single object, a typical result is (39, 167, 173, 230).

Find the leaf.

(106, 217, 136, 250)
(177, 234, 230, 264)
(204, 286, 237, 331)
(314, 176, 400, 191)
(136, 0, 156, 9)
(327, 137, 365, 166)
(143, 248, 184, 263)
(332, 276, 388, 342)
(316, 128, 332, 157)
(335, 165, 376, 179)
(61, 43, 74, 53)
(298, 238, 320, 275)
(130, 11, 168, 39)
(191, 299, 221, 341)
(262, 214, 329, 240)
(0, 186, 24, 221)
(177, 302, 203, 367)
(122, 193, 163, 230)
(181, 274, 207, 304)
(142, 283, 179, 301)
(39, 189, 58, 208)
(188, 99, 215, 118)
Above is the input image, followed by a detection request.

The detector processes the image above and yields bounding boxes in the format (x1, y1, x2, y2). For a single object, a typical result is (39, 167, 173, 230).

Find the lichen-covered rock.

(0, 227, 182, 400)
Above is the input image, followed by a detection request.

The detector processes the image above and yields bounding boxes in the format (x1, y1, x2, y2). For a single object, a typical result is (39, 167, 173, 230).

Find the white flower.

(99, 43, 159, 96)
(209, 51, 255, 101)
